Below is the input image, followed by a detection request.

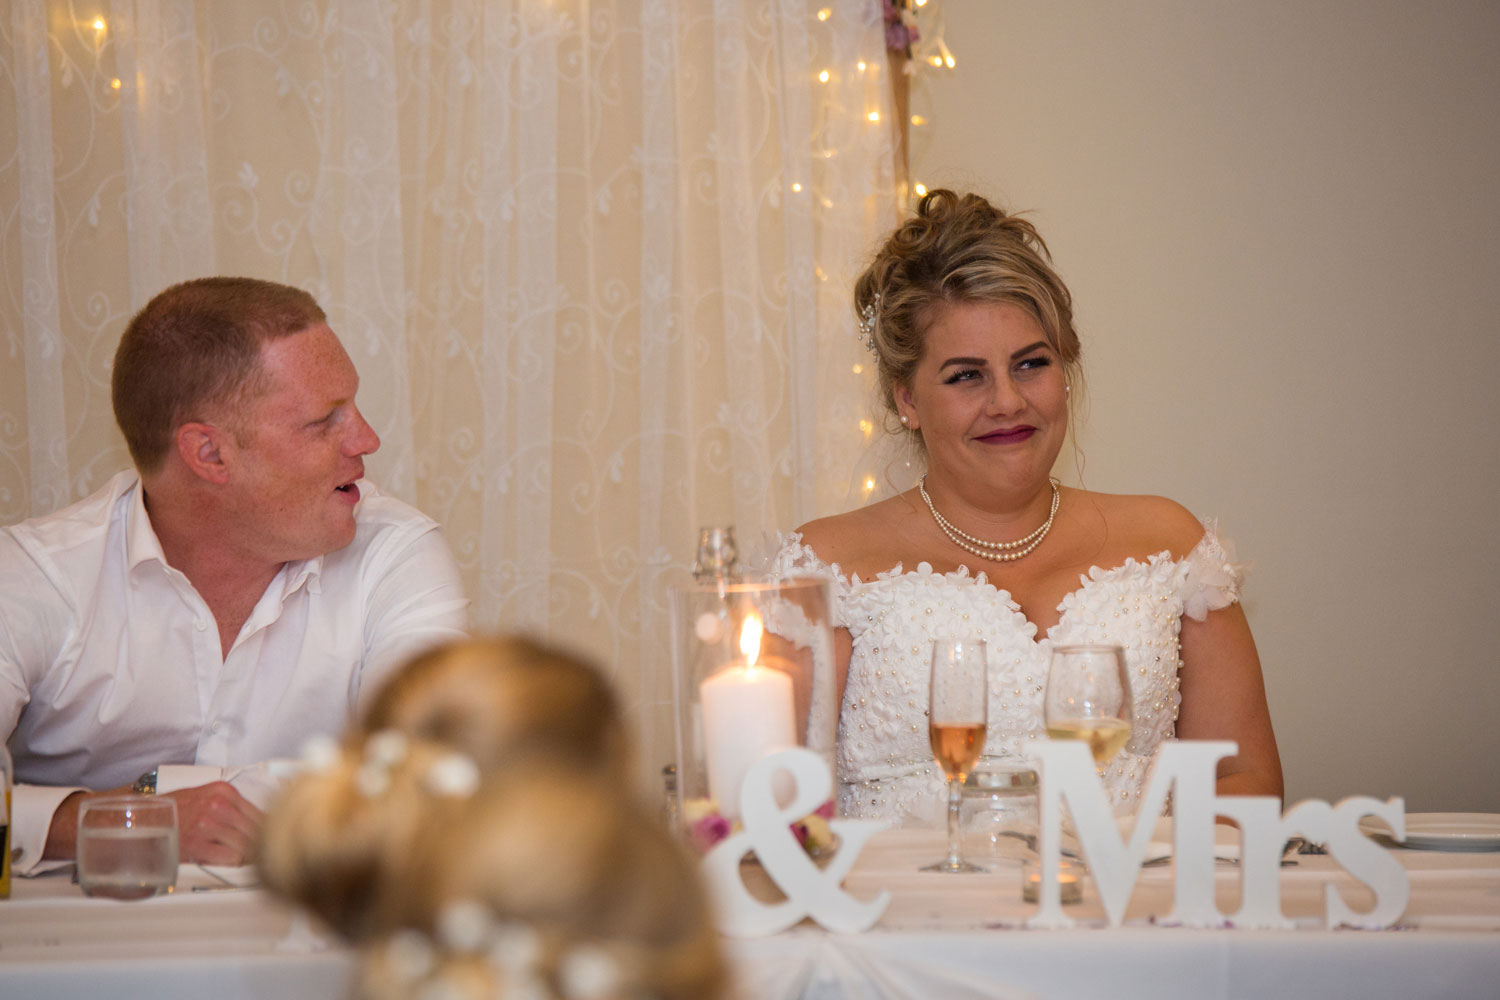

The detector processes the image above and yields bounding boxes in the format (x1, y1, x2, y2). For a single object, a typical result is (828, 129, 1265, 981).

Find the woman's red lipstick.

(976, 426, 1036, 444)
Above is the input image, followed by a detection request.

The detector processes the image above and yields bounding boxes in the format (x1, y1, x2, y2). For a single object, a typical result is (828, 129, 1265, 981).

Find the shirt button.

(210, 721, 225, 735)
(194, 619, 208, 632)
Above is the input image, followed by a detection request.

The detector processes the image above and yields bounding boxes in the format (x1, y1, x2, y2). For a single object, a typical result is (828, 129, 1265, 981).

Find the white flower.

(436, 899, 493, 952)
(488, 922, 543, 974)
(299, 735, 342, 772)
(557, 945, 622, 999)
(425, 753, 481, 798)
(366, 729, 410, 767)
(384, 929, 436, 982)
(355, 762, 391, 798)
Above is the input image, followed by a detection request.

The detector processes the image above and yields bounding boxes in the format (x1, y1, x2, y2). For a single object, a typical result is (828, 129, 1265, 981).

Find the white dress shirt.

(0, 471, 470, 872)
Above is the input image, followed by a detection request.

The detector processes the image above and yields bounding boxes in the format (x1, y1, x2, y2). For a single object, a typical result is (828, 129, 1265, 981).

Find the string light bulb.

(93, 17, 106, 31)
(913, 183, 928, 197)
(110, 78, 122, 90)
(851, 363, 864, 375)
(816, 7, 831, 21)
(857, 60, 867, 72)
(910, 114, 927, 126)
(790, 182, 803, 193)
(866, 110, 880, 123)
(817, 69, 830, 83)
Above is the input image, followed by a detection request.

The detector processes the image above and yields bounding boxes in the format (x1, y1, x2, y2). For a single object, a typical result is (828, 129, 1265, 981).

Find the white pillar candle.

(700, 661, 795, 820)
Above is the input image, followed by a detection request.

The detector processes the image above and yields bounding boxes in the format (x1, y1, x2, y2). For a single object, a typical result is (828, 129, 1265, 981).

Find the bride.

(774, 190, 1282, 823)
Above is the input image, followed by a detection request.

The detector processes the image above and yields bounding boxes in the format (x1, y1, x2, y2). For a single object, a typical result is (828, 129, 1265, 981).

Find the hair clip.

(385, 902, 624, 1000)
(437, 899, 496, 953)
(299, 734, 342, 772)
(857, 295, 880, 356)
(424, 752, 482, 798)
(557, 944, 624, 999)
(384, 928, 438, 983)
(353, 728, 410, 797)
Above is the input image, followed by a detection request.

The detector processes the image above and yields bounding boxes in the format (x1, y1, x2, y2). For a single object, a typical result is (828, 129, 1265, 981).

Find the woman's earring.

(900, 415, 909, 425)
(1064, 383, 1071, 394)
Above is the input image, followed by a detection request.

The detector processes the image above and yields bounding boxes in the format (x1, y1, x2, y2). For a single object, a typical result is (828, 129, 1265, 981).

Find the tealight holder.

(667, 575, 837, 851)
(1022, 854, 1086, 905)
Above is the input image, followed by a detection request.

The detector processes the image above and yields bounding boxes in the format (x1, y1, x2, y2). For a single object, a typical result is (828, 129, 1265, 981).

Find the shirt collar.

(123, 472, 171, 575)
(124, 472, 326, 597)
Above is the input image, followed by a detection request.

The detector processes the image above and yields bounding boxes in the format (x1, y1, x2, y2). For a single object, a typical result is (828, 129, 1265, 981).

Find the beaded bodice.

(770, 523, 1242, 825)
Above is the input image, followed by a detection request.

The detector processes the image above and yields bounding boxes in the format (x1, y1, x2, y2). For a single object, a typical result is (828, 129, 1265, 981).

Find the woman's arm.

(1175, 601, 1284, 801)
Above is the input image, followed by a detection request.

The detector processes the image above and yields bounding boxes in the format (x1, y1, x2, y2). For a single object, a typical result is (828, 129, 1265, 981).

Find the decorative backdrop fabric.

(0, 0, 899, 781)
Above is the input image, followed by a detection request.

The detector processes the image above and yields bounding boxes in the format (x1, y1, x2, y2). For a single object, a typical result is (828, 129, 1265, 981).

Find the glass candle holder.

(1022, 854, 1086, 905)
(668, 575, 836, 852)
(962, 758, 1039, 863)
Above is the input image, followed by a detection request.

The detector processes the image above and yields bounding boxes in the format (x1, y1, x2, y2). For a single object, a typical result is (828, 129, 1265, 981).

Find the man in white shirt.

(0, 277, 469, 873)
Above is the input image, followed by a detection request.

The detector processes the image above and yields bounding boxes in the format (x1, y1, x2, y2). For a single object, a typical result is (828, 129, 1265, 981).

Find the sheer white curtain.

(0, 0, 898, 779)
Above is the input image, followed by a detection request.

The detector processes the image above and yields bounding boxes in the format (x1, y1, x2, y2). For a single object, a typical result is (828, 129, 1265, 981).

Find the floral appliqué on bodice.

(769, 523, 1242, 824)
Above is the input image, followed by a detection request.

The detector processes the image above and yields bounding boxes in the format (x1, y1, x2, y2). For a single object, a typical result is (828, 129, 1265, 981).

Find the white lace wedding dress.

(769, 523, 1242, 824)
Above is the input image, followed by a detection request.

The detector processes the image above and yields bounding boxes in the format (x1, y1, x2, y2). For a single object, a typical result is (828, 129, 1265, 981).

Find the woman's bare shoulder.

(1071, 488, 1206, 561)
(794, 493, 920, 574)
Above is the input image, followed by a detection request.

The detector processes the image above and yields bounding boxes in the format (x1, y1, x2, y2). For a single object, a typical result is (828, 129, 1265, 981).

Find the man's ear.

(175, 422, 232, 485)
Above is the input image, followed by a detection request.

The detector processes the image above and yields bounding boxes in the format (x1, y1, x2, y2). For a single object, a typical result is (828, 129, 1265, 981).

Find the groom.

(0, 277, 469, 872)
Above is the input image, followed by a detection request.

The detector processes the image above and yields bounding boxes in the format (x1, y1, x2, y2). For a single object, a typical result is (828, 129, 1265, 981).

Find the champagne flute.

(1044, 645, 1133, 769)
(921, 637, 988, 873)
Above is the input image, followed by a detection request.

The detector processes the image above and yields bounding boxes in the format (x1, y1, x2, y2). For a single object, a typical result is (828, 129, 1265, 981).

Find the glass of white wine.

(921, 637, 989, 873)
(1044, 644, 1133, 770)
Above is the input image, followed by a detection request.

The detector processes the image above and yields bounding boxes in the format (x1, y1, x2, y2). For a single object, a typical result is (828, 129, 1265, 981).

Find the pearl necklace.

(917, 475, 1061, 563)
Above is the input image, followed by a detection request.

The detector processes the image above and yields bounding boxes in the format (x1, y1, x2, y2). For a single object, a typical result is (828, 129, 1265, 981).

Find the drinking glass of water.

(77, 795, 179, 899)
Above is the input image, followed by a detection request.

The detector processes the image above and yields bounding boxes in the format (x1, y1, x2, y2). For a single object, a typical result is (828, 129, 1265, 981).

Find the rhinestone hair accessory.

(857, 294, 880, 356)
(380, 901, 625, 1000)
(298, 731, 481, 800)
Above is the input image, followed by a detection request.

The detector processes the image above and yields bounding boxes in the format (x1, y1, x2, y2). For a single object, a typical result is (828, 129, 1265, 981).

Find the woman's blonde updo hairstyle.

(362, 636, 630, 782)
(259, 637, 727, 1000)
(855, 189, 1082, 433)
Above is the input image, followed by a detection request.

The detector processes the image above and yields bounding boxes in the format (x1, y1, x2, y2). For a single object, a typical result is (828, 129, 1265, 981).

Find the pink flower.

(814, 799, 835, 819)
(882, 0, 919, 51)
(689, 813, 731, 853)
(791, 821, 810, 847)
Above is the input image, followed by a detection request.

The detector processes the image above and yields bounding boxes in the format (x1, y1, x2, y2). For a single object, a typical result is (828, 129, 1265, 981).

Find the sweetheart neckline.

(836, 548, 1184, 643)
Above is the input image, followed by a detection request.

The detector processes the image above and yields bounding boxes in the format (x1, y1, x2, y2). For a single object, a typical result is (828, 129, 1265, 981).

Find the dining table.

(1, 827, 1497, 1000)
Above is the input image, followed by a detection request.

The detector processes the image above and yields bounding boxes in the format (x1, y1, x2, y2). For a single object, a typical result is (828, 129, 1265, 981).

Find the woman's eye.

(943, 368, 982, 384)
(1016, 356, 1052, 372)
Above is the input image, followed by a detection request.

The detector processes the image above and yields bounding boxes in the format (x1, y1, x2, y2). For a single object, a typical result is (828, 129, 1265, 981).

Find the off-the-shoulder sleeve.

(1179, 520, 1244, 621)
(767, 532, 852, 628)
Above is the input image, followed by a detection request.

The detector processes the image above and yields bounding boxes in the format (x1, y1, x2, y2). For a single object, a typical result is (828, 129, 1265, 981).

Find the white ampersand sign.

(701, 748, 891, 937)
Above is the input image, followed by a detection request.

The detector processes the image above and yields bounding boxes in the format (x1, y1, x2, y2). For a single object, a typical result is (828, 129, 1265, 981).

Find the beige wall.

(912, 1, 1500, 811)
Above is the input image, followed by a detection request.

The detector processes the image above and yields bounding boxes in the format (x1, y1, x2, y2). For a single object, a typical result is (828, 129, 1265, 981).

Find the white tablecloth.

(2, 832, 1497, 1000)
(725, 830, 1500, 1000)
(0, 866, 353, 1000)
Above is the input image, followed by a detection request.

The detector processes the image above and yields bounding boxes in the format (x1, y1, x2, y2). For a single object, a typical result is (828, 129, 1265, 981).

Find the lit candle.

(1022, 858, 1084, 904)
(699, 615, 795, 820)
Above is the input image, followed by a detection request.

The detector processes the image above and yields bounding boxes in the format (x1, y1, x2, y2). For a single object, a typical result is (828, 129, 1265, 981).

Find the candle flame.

(739, 614, 763, 666)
